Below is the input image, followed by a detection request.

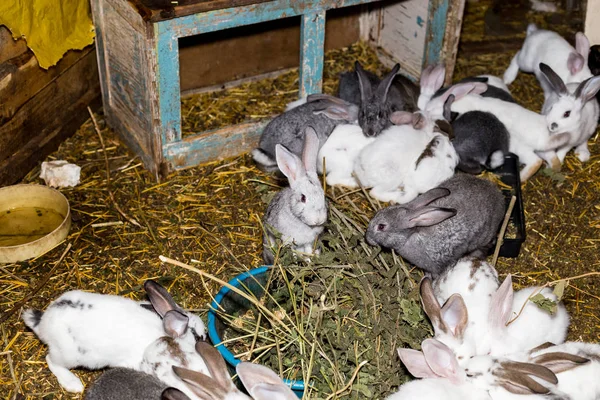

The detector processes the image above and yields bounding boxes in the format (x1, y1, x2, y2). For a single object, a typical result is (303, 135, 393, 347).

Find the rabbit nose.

(550, 122, 558, 131)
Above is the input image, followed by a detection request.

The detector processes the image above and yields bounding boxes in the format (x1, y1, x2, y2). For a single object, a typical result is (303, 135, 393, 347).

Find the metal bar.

(153, 22, 182, 144)
(299, 11, 326, 97)
(166, 0, 384, 38)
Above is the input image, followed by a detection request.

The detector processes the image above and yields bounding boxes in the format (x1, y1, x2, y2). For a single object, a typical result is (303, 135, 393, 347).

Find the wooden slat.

(299, 11, 326, 97)
(0, 49, 101, 186)
(0, 26, 28, 64)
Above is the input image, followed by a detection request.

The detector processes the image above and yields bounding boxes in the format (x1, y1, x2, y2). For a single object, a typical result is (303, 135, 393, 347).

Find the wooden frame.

(92, 0, 463, 179)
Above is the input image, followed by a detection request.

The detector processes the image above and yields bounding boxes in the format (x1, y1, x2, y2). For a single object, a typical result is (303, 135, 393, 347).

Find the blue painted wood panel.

(299, 11, 326, 97)
(423, 0, 450, 68)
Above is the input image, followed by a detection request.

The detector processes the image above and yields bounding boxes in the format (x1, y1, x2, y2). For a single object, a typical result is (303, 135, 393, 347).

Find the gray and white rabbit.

(252, 94, 358, 172)
(538, 62, 600, 163)
(262, 127, 327, 264)
(338, 62, 419, 137)
(365, 173, 505, 276)
(504, 24, 592, 100)
(417, 64, 515, 111)
(442, 95, 510, 174)
(22, 281, 206, 395)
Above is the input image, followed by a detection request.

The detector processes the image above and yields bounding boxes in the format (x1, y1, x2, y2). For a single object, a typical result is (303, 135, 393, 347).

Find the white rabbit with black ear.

(317, 123, 374, 188)
(22, 281, 206, 394)
(538, 62, 600, 163)
(262, 127, 327, 264)
(365, 173, 505, 276)
(504, 24, 593, 97)
(426, 81, 572, 181)
(252, 94, 358, 172)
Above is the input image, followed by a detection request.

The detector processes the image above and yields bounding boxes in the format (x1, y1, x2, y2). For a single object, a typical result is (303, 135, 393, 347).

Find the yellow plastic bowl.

(0, 184, 71, 263)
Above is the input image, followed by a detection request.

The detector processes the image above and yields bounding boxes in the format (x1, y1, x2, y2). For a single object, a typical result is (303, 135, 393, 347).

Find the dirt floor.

(1, 0, 599, 398)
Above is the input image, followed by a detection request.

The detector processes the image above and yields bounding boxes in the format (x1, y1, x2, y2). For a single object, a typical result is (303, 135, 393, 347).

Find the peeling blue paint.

(423, 0, 450, 69)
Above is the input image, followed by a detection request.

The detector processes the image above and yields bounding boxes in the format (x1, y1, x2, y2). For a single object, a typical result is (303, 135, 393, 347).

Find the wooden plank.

(164, 119, 269, 169)
(128, 0, 272, 22)
(585, 0, 600, 45)
(0, 50, 101, 186)
(423, 0, 451, 68)
(299, 11, 326, 97)
(441, 0, 466, 83)
(0, 49, 92, 124)
(0, 26, 28, 65)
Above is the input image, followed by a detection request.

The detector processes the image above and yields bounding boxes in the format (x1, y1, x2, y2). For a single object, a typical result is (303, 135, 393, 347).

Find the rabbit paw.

(47, 356, 84, 393)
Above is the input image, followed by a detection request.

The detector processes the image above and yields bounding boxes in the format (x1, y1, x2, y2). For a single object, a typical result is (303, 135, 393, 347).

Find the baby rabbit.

(263, 128, 327, 264)
(538, 62, 600, 163)
(338, 62, 419, 136)
(22, 281, 206, 394)
(365, 173, 505, 276)
(504, 24, 592, 100)
(252, 94, 358, 172)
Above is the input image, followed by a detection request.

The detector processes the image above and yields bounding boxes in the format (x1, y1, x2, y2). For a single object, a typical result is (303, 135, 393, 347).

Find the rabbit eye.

(563, 110, 571, 118)
(378, 111, 384, 119)
(300, 194, 306, 203)
(377, 223, 386, 231)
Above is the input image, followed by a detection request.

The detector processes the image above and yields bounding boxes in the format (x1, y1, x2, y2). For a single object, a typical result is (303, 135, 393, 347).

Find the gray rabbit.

(365, 173, 505, 276)
(442, 94, 510, 174)
(252, 94, 358, 172)
(262, 127, 327, 264)
(85, 368, 190, 400)
(338, 62, 419, 137)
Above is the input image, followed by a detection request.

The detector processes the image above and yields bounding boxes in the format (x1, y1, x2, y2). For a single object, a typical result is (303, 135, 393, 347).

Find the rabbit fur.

(538, 62, 600, 163)
(252, 94, 358, 172)
(22, 281, 206, 394)
(353, 110, 459, 204)
(262, 128, 327, 264)
(504, 24, 593, 100)
(364, 173, 505, 276)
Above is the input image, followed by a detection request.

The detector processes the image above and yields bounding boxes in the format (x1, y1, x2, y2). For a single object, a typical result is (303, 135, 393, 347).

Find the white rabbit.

(22, 281, 207, 395)
(465, 342, 599, 399)
(425, 82, 572, 182)
(388, 338, 492, 400)
(538, 63, 600, 163)
(353, 111, 458, 204)
(171, 342, 298, 400)
(421, 258, 500, 362)
(504, 24, 593, 99)
(317, 124, 374, 188)
(262, 127, 328, 264)
(485, 275, 570, 357)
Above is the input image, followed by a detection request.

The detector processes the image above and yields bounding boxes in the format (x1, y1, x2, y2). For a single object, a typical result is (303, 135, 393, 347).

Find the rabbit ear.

(530, 352, 590, 374)
(404, 206, 456, 228)
(421, 339, 463, 384)
(162, 387, 193, 400)
(420, 64, 446, 91)
(419, 277, 450, 335)
(574, 75, 600, 102)
(575, 32, 590, 62)
(173, 366, 229, 400)
(408, 188, 451, 210)
(144, 280, 182, 317)
(301, 127, 320, 175)
(195, 342, 236, 390)
(397, 347, 439, 379)
(163, 310, 189, 338)
(493, 363, 555, 395)
(390, 111, 414, 125)
(275, 144, 305, 184)
(376, 63, 400, 101)
(539, 63, 568, 95)
(236, 362, 297, 400)
(313, 105, 356, 121)
(499, 361, 558, 385)
(567, 52, 585, 75)
(441, 294, 468, 339)
(489, 274, 514, 331)
(412, 112, 427, 129)
(355, 62, 372, 104)
(443, 94, 455, 121)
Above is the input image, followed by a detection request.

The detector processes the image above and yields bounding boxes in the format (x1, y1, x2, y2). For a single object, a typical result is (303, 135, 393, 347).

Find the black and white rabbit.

(338, 62, 419, 137)
(252, 94, 358, 172)
(85, 368, 187, 400)
(22, 281, 206, 395)
(262, 127, 327, 264)
(365, 173, 505, 276)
